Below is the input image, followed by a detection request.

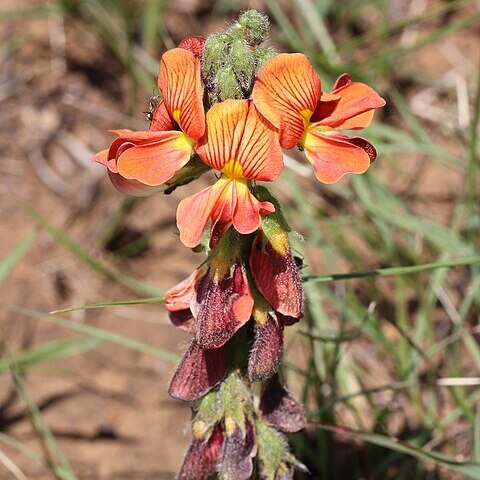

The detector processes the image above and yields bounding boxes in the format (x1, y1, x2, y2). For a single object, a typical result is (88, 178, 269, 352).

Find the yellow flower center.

(299, 123, 333, 148)
(172, 109, 181, 126)
(221, 159, 244, 179)
(300, 108, 313, 129)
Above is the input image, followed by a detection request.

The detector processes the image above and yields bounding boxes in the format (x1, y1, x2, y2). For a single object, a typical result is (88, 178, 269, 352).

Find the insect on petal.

(158, 48, 205, 141)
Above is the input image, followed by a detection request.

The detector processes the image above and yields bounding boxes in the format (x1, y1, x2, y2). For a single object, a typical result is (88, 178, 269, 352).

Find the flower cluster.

(93, 10, 385, 480)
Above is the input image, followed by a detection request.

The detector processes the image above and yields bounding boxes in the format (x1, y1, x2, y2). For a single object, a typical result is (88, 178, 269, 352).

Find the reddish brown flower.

(193, 250, 253, 349)
(259, 375, 306, 433)
(250, 214, 303, 321)
(168, 340, 228, 401)
(178, 425, 223, 480)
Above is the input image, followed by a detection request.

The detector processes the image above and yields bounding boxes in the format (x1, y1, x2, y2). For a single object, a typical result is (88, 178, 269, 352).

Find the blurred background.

(0, 0, 479, 479)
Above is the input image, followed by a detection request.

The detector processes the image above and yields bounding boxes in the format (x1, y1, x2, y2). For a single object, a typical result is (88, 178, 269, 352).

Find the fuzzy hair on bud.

(237, 10, 270, 46)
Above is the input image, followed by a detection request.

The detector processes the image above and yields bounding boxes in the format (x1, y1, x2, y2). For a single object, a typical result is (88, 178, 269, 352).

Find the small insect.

(142, 94, 162, 124)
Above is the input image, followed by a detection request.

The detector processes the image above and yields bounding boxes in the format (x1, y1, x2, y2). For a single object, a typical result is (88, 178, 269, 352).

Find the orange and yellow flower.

(177, 99, 283, 248)
(93, 44, 205, 195)
(252, 53, 386, 184)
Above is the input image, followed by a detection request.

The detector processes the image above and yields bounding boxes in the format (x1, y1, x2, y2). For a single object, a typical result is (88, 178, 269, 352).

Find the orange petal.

(107, 170, 161, 197)
(149, 101, 175, 131)
(252, 53, 321, 149)
(176, 179, 230, 248)
(313, 75, 386, 130)
(116, 130, 194, 186)
(195, 100, 283, 181)
(233, 180, 274, 234)
(158, 48, 205, 142)
(303, 129, 373, 183)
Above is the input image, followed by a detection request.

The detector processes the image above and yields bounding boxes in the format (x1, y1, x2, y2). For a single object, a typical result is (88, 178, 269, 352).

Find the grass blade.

(0, 230, 37, 285)
(0, 336, 103, 373)
(21, 203, 162, 296)
(316, 424, 480, 478)
(303, 255, 480, 283)
(3, 305, 178, 363)
(51, 296, 165, 314)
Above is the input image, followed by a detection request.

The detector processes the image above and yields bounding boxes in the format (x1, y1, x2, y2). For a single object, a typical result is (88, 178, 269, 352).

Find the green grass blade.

(303, 255, 480, 283)
(21, 203, 162, 296)
(51, 296, 165, 314)
(9, 371, 78, 480)
(316, 424, 480, 478)
(0, 433, 45, 467)
(0, 230, 37, 285)
(3, 305, 178, 363)
(0, 336, 102, 373)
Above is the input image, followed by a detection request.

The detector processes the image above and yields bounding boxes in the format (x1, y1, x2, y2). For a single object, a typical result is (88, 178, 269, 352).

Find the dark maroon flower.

(259, 375, 306, 433)
(168, 340, 228, 401)
(249, 311, 284, 381)
(178, 425, 224, 480)
(219, 418, 256, 480)
(193, 255, 253, 349)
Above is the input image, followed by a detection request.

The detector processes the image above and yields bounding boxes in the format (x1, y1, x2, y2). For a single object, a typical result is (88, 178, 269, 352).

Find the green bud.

(254, 47, 277, 71)
(194, 389, 224, 437)
(203, 33, 229, 73)
(217, 67, 243, 101)
(237, 10, 270, 46)
(220, 371, 251, 433)
(255, 420, 290, 480)
(230, 39, 255, 92)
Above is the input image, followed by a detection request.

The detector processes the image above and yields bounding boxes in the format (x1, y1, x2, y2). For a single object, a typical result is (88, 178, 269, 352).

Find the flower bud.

(230, 38, 255, 92)
(253, 47, 277, 71)
(237, 10, 270, 46)
(249, 301, 284, 381)
(259, 375, 306, 433)
(217, 67, 243, 101)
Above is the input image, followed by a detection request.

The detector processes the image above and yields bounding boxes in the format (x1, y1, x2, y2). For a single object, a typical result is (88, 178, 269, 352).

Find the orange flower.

(177, 99, 283, 248)
(252, 53, 386, 183)
(93, 46, 205, 194)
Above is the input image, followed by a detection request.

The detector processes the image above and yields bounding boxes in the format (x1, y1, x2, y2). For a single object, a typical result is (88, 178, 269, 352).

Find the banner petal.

(158, 48, 205, 141)
(253, 53, 321, 149)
